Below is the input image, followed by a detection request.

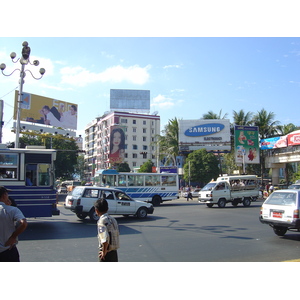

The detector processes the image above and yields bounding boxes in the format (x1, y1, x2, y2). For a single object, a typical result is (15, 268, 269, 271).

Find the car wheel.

(232, 199, 239, 207)
(242, 198, 251, 207)
(89, 207, 100, 222)
(273, 226, 288, 236)
(76, 213, 87, 220)
(136, 207, 148, 218)
(217, 198, 226, 208)
(206, 204, 213, 208)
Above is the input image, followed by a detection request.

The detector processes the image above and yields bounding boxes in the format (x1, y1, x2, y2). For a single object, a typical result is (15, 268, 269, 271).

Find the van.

(65, 186, 154, 221)
(260, 189, 300, 236)
(198, 175, 260, 208)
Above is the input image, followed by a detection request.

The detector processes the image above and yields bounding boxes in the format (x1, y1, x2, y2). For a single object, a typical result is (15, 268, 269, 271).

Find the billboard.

(260, 136, 287, 150)
(178, 119, 231, 152)
(234, 126, 260, 164)
(110, 89, 150, 112)
(14, 91, 78, 130)
(287, 130, 300, 146)
(109, 126, 126, 165)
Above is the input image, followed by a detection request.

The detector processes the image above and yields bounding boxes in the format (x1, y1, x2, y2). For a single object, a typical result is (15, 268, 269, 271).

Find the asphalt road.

(17, 195, 300, 262)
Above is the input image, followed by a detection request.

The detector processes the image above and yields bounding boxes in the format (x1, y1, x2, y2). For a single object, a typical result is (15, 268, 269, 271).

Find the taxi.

(65, 186, 154, 221)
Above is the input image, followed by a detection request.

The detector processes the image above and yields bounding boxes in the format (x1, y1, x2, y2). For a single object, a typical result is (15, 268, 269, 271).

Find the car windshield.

(264, 192, 297, 206)
(71, 187, 85, 197)
(201, 182, 216, 191)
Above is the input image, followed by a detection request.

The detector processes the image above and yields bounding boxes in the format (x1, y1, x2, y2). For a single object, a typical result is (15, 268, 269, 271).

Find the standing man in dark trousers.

(94, 198, 119, 262)
(0, 187, 27, 262)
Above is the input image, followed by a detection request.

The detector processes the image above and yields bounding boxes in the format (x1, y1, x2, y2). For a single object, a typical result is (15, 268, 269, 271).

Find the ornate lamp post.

(0, 41, 45, 148)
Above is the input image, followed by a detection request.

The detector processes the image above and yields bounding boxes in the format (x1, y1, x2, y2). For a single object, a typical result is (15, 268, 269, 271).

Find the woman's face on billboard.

(113, 131, 121, 147)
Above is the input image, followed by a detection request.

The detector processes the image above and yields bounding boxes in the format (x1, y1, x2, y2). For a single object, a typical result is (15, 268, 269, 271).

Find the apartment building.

(85, 110, 160, 178)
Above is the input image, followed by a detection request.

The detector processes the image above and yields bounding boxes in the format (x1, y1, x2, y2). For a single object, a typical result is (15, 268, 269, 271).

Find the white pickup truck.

(198, 175, 260, 208)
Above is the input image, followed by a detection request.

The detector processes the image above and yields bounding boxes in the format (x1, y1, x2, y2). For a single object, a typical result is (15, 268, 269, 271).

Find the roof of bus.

(217, 175, 258, 181)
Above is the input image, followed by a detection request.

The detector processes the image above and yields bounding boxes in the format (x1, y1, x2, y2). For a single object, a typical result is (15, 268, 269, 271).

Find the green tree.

(117, 162, 131, 172)
(157, 117, 179, 166)
(232, 109, 253, 126)
(183, 149, 219, 185)
(138, 159, 154, 173)
(202, 109, 228, 119)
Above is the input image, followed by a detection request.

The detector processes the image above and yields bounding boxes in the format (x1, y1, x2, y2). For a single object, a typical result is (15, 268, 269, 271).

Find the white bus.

(94, 169, 179, 206)
(0, 144, 60, 217)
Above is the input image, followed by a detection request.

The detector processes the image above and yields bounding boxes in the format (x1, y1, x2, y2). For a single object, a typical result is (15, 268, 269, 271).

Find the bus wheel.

(76, 213, 87, 220)
(217, 198, 226, 208)
(152, 195, 161, 206)
(136, 207, 148, 219)
(242, 198, 251, 207)
(89, 207, 100, 222)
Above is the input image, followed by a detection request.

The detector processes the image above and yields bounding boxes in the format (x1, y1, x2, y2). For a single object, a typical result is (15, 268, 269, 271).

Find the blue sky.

(1, 36, 300, 143)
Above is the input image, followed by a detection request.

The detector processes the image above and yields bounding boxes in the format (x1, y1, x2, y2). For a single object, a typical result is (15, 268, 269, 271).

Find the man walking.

(0, 187, 27, 262)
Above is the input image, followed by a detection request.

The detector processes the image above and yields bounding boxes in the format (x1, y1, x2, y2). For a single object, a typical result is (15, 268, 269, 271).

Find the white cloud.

(60, 64, 151, 87)
(163, 64, 181, 69)
(152, 94, 175, 109)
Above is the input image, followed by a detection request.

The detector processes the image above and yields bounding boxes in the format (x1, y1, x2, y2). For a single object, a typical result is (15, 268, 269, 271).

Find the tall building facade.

(85, 110, 160, 179)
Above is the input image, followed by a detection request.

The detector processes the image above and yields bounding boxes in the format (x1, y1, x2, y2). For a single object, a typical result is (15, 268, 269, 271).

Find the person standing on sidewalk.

(94, 198, 120, 262)
(0, 187, 27, 262)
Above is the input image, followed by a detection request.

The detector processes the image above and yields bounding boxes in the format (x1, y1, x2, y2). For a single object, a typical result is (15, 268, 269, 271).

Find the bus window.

(145, 175, 153, 186)
(26, 164, 37, 186)
(128, 175, 144, 186)
(118, 174, 126, 186)
(102, 175, 116, 186)
(0, 153, 18, 179)
(38, 164, 50, 186)
(162, 175, 176, 186)
(153, 176, 160, 186)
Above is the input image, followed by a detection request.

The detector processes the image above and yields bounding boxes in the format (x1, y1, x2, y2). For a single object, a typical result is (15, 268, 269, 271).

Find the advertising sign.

(109, 126, 126, 164)
(234, 126, 260, 164)
(260, 136, 287, 150)
(287, 130, 300, 146)
(14, 91, 78, 130)
(178, 119, 231, 152)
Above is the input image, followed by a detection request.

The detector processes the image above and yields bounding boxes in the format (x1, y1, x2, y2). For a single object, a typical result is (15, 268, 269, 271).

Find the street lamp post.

(0, 41, 45, 148)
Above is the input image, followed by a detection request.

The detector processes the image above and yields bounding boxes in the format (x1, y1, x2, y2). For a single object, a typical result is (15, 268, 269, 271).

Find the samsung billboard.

(179, 119, 231, 152)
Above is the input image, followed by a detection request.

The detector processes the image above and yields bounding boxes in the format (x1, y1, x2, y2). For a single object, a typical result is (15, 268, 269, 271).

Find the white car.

(182, 188, 201, 198)
(65, 186, 154, 221)
(260, 189, 300, 236)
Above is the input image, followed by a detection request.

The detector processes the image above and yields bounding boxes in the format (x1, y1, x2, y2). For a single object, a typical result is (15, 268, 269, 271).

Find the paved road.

(17, 196, 300, 262)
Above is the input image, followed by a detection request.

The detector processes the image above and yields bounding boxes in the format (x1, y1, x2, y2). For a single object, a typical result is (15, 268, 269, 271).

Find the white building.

(85, 110, 160, 179)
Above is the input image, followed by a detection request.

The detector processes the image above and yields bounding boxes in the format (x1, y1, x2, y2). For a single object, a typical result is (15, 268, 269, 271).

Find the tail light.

(260, 207, 263, 215)
(293, 209, 299, 219)
(77, 198, 81, 206)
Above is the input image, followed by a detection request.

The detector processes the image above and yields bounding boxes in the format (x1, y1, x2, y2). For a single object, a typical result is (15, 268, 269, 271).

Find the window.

(133, 145, 138, 150)
(118, 174, 126, 186)
(133, 153, 137, 158)
(121, 119, 127, 124)
(133, 136, 137, 141)
(143, 137, 146, 142)
(83, 189, 100, 198)
(143, 128, 146, 133)
(0, 153, 18, 179)
(143, 120, 146, 125)
(133, 128, 137, 133)
(133, 120, 136, 124)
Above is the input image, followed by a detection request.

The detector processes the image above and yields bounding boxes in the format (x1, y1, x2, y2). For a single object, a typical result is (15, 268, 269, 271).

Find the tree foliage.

(183, 149, 219, 185)
(138, 159, 154, 173)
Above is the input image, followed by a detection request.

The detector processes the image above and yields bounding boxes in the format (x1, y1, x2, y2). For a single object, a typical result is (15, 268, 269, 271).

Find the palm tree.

(276, 123, 299, 136)
(252, 108, 280, 179)
(157, 117, 179, 166)
(202, 109, 228, 119)
(232, 109, 253, 126)
(252, 108, 280, 139)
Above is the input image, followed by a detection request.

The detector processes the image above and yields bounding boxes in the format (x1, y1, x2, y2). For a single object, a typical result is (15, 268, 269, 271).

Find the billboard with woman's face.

(109, 126, 125, 165)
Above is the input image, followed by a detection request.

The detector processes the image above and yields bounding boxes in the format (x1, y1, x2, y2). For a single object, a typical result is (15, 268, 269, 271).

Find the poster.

(234, 126, 260, 164)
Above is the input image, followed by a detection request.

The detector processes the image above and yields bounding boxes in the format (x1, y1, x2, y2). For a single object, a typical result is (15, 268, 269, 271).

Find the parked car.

(65, 186, 154, 221)
(288, 184, 300, 189)
(182, 188, 201, 198)
(259, 189, 300, 236)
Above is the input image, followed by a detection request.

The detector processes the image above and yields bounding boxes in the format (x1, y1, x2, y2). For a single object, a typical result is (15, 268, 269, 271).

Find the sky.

(0, 2, 299, 146)
(1, 37, 299, 144)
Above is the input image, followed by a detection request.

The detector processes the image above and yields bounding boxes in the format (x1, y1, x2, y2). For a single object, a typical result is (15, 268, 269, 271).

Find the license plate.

(273, 212, 282, 218)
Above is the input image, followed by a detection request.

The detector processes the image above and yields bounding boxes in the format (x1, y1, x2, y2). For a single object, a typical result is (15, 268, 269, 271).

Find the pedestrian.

(269, 184, 274, 194)
(94, 198, 119, 262)
(0, 186, 27, 262)
(185, 185, 193, 201)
